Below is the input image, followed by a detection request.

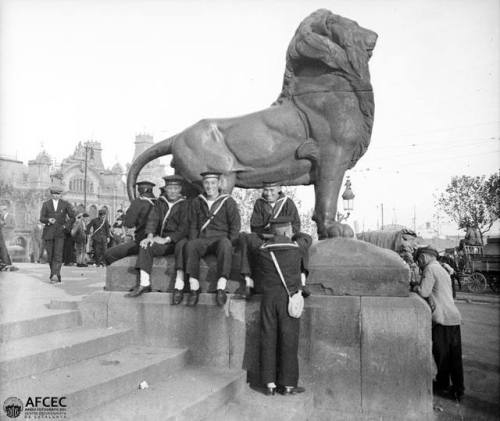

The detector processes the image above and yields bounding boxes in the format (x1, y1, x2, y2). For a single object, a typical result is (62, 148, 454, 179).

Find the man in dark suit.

(240, 216, 311, 396)
(183, 172, 241, 306)
(104, 181, 156, 266)
(39, 185, 75, 282)
(130, 175, 189, 298)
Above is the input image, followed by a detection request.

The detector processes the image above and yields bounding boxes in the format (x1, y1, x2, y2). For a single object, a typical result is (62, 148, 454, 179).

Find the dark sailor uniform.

(135, 196, 189, 274)
(40, 198, 75, 278)
(241, 232, 312, 387)
(104, 194, 156, 265)
(250, 193, 301, 235)
(86, 216, 110, 266)
(185, 194, 241, 280)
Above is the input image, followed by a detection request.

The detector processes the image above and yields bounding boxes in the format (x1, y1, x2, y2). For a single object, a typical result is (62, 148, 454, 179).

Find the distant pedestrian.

(87, 209, 110, 266)
(0, 203, 18, 271)
(110, 209, 126, 247)
(72, 212, 89, 266)
(414, 246, 464, 402)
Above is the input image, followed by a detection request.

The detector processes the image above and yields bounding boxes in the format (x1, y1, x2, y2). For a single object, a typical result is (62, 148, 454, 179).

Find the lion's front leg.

(313, 153, 354, 239)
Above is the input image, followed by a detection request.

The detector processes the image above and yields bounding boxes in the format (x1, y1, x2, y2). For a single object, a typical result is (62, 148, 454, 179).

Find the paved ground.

(1, 263, 499, 420)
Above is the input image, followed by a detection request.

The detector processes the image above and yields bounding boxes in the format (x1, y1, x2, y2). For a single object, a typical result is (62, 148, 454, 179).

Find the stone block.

(308, 238, 410, 296)
(360, 294, 432, 419)
(78, 292, 110, 328)
(300, 296, 362, 413)
(105, 252, 243, 293)
(105, 292, 231, 367)
(228, 298, 262, 384)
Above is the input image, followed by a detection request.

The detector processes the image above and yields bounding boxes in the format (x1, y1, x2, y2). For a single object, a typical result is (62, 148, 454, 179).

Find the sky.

(0, 0, 499, 235)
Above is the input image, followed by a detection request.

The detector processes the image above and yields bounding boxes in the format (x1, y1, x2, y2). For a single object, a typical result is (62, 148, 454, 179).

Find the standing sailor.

(130, 175, 190, 298)
(39, 184, 75, 282)
(241, 216, 311, 395)
(183, 172, 241, 306)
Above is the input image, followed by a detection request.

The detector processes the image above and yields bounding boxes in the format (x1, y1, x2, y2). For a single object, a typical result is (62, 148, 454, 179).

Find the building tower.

(27, 150, 52, 189)
(132, 133, 165, 192)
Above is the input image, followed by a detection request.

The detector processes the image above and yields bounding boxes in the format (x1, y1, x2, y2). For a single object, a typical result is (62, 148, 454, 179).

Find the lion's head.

(278, 9, 377, 96)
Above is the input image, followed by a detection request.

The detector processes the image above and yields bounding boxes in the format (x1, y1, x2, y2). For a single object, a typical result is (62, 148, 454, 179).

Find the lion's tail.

(126, 135, 175, 201)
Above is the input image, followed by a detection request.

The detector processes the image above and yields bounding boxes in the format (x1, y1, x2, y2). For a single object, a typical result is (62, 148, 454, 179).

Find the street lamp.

(337, 176, 355, 222)
(81, 144, 95, 210)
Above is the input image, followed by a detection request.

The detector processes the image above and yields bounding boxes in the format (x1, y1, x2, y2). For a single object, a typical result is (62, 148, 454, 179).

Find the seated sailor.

(181, 171, 241, 307)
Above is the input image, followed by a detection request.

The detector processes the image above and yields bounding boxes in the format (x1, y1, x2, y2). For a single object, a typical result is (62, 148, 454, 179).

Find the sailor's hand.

(48, 218, 56, 224)
(140, 236, 153, 249)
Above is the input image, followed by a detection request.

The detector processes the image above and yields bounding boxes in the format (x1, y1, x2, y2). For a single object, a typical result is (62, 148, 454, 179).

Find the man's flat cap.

(415, 246, 439, 259)
(49, 185, 64, 194)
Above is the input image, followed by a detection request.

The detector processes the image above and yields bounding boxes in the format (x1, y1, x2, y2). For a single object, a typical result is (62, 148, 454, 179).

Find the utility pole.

(413, 205, 417, 232)
(83, 144, 94, 210)
(380, 203, 384, 230)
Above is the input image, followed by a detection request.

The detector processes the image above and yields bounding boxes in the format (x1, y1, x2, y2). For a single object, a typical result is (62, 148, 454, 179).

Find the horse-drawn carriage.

(449, 237, 500, 293)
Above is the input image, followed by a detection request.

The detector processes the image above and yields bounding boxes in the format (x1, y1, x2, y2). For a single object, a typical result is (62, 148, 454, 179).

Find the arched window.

(69, 177, 94, 193)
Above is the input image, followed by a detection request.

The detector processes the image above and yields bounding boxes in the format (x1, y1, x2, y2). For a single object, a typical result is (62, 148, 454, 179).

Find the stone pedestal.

(308, 238, 410, 296)
(80, 293, 432, 420)
(93, 238, 432, 419)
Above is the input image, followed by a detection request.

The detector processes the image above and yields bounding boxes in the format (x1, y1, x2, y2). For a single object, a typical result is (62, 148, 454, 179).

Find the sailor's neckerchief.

(140, 196, 156, 207)
(259, 193, 289, 219)
(159, 196, 185, 234)
(198, 193, 230, 210)
(198, 193, 230, 232)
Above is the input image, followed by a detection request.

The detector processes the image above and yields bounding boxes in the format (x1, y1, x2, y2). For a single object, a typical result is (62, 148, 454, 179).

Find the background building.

(0, 134, 164, 261)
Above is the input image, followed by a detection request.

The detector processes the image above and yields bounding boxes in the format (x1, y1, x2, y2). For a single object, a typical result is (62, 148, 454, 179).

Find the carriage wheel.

(467, 272, 487, 293)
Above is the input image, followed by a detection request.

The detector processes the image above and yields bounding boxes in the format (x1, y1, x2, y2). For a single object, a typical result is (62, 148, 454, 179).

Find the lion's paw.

(324, 222, 355, 238)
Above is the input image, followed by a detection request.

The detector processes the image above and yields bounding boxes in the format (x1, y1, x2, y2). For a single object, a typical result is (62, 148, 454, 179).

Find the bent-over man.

(182, 172, 241, 307)
(40, 185, 75, 282)
(129, 175, 189, 298)
(414, 246, 464, 402)
(241, 216, 311, 396)
(104, 181, 156, 266)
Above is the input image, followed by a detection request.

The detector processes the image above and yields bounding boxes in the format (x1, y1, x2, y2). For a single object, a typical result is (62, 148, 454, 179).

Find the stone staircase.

(0, 308, 245, 420)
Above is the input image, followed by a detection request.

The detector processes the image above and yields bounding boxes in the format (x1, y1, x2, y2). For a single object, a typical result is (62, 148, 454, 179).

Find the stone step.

(0, 326, 132, 381)
(0, 310, 81, 343)
(205, 383, 314, 421)
(2, 345, 189, 418)
(74, 366, 246, 421)
(48, 299, 80, 310)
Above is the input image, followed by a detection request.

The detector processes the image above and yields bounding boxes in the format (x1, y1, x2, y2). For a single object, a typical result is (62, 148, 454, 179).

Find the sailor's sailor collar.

(198, 193, 229, 207)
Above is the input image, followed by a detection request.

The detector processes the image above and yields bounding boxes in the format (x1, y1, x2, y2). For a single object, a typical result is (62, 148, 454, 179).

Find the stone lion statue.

(127, 9, 377, 239)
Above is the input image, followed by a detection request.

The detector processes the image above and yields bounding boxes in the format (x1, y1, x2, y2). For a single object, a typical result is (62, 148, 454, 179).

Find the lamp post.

(337, 176, 355, 223)
(82, 144, 95, 210)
